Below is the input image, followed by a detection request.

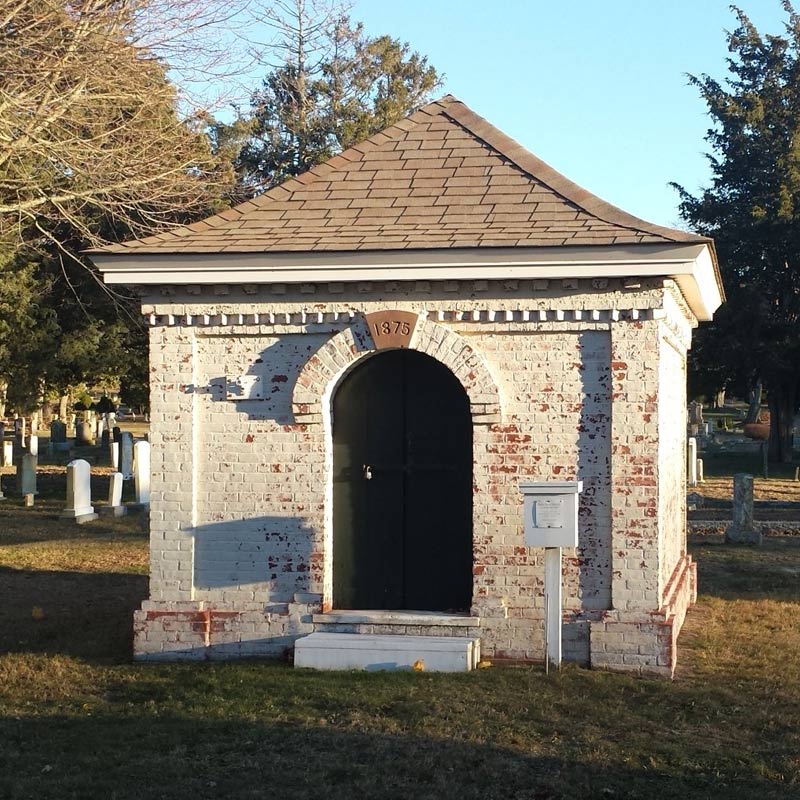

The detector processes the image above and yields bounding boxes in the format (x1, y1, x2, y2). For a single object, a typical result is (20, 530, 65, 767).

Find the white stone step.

(294, 632, 480, 672)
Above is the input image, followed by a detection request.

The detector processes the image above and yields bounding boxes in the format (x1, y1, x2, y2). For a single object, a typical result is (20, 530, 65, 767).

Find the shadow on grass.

(0, 713, 790, 800)
(700, 449, 800, 480)
(0, 567, 147, 663)
(690, 537, 800, 601)
(0, 499, 143, 547)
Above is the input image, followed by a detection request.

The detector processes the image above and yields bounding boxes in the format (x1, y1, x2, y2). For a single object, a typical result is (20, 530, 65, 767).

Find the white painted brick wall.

(138, 277, 697, 674)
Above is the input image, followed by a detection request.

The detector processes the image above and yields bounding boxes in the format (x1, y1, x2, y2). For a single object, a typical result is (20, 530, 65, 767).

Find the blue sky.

(340, 0, 790, 229)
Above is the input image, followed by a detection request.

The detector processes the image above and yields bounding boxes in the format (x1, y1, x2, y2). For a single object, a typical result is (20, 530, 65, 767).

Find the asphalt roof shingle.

(93, 96, 707, 255)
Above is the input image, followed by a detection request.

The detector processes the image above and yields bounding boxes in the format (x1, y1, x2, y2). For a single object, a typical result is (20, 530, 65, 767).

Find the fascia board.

(92, 243, 722, 321)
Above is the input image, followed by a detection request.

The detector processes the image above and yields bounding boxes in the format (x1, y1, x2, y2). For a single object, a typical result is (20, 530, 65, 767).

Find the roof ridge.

(439, 99, 707, 245)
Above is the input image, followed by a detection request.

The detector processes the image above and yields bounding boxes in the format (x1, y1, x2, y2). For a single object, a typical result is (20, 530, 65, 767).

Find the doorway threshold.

(313, 609, 480, 627)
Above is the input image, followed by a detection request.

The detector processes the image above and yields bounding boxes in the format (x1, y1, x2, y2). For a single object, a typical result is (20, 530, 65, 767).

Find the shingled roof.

(92, 95, 709, 255)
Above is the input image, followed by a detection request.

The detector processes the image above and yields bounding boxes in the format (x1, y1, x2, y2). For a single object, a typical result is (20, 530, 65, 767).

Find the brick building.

(91, 96, 723, 676)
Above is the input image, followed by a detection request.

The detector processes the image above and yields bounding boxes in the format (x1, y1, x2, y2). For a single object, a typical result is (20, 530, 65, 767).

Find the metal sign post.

(544, 547, 562, 671)
(519, 481, 583, 672)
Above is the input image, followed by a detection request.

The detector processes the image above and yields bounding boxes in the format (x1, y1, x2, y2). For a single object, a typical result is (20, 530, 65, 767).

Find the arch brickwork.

(292, 315, 503, 425)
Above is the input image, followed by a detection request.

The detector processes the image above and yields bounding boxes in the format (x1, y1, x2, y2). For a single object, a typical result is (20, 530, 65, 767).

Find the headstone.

(689, 400, 703, 426)
(28, 434, 38, 458)
(696, 458, 704, 484)
(100, 472, 126, 517)
(60, 459, 98, 523)
(75, 421, 94, 446)
(134, 440, 151, 506)
(14, 417, 24, 443)
(725, 473, 762, 545)
(110, 441, 120, 471)
(18, 453, 36, 497)
(50, 419, 70, 453)
(686, 491, 704, 510)
(50, 419, 67, 442)
(687, 438, 698, 486)
(119, 432, 134, 479)
(0, 420, 5, 440)
(112, 426, 122, 443)
(2, 440, 12, 467)
(101, 428, 110, 449)
(95, 417, 105, 441)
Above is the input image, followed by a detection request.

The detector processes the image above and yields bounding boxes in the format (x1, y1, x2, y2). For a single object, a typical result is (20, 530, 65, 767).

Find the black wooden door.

(333, 350, 472, 611)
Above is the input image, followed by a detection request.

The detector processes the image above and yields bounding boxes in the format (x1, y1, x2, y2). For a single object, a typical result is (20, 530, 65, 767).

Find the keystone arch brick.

(291, 315, 503, 425)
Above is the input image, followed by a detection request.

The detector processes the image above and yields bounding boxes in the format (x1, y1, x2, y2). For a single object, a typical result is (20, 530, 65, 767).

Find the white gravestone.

(18, 453, 36, 497)
(111, 441, 120, 471)
(2, 439, 13, 467)
(119, 433, 134, 479)
(687, 438, 698, 487)
(61, 459, 98, 523)
(134, 440, 150, 506)
(100, 472, 126, 517)
(75, 421, 93, 446)
(28, 434, 38, 458)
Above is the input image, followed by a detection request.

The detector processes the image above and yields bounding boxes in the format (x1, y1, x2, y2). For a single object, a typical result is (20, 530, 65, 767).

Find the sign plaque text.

(364, 310, 419, 350)
(533, 498, 564, 529)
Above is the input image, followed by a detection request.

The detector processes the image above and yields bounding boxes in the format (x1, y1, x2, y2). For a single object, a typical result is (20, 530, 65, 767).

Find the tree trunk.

(58, 393, 69, 420)
(745, 378, 763, 424)
(768, 381, 798, 463)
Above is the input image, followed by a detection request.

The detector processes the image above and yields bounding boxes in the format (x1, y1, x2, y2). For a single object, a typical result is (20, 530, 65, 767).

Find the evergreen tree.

(675, 2, 800, 461)
(236, 1, 441, 189)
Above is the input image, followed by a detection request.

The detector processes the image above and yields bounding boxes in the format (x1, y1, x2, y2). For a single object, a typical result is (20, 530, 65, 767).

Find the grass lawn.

(1, 475, 799, 798)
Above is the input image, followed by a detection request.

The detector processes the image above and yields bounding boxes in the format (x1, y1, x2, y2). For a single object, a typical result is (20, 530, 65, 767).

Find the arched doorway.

(332, 349, 473, 611)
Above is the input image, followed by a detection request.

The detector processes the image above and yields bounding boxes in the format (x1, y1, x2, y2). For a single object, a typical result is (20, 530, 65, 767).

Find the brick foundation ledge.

(589, 554, 697, 677)
(132, 595, 322, 661)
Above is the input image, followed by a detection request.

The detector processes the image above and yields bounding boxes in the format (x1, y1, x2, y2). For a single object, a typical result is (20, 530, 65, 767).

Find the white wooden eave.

(92, 241, 722, 322)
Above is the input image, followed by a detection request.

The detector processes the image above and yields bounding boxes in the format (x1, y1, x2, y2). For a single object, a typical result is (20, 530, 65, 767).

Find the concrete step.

(294, 632, 480, 672)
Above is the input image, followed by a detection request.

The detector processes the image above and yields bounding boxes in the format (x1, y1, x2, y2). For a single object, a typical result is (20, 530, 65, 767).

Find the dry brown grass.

(0, 470, 799, 798)
(698, 476, 800, 502)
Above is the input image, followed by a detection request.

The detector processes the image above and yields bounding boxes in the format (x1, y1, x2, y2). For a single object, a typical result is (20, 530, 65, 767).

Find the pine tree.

(236, 1, 441, 189)
(675, 2, 800, 461)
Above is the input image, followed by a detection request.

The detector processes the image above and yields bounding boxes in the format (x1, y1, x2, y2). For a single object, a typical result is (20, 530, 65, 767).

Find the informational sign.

(364, 310, 418, 350)
(533, 498, 563, 529)
(518, 480, 584, 671)
(519, 481, 582, 548)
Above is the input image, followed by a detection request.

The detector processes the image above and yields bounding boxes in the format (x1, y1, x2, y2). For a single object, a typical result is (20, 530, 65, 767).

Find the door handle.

(362, 464, 373, 480)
